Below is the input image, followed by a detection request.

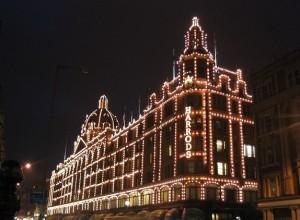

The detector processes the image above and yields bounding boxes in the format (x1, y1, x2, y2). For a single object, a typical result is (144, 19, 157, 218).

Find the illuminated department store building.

(48, 17, 258, 220)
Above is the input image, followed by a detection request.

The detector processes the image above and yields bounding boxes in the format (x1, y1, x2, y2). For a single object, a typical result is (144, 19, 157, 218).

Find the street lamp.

(125, 200, 130, 208)
(24, 162, 31, 170)
(77, 190, 81, 200)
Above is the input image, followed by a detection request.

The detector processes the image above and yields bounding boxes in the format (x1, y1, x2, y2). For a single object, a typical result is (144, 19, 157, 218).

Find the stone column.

(263, 209, 267, 220)
(297, 159, 300, 192)
(266, 209, 274, 220)
(296, 207, 300, 220)
(291, 207, 297, 220)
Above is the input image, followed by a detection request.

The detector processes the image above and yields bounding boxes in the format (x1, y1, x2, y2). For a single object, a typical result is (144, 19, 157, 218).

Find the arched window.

(186, 183, 201, 200)
(160, 188, 169, 203)
(118, 196, 127, 208)
(102, 199, 108, 210)
(141, 191, 152, 205)
(224, 188, 237, 202)
(244, 190, 257, 203)
(172, 185, 182, 201)
(110, 198, 117, 209)
(129, 193, 139, 207)
(205, 186, 220, 201)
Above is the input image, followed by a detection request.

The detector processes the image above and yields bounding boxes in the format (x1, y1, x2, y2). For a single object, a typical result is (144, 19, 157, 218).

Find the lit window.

(216, 139, 226, 152)
(168, 145, 172, 157)
(244, 144, 255, 157)
(173, 186, 181, 201)
(269, 177, 278, 197)
(160, 188, 169, 203)
(217, 162, 227, 176)
(143, 192, 152, 205)
(188, 161, 195, 174)
(149, 153, 153, 165)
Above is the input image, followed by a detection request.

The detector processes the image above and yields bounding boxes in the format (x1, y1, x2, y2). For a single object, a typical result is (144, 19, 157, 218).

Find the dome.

(84, 95, 119, 131)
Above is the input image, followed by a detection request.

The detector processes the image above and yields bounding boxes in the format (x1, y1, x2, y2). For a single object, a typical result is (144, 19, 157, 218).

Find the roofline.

(251, 48, 300, 77)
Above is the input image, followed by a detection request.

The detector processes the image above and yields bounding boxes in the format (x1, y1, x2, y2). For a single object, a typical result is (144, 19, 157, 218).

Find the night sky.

(1, 0, 299, 184)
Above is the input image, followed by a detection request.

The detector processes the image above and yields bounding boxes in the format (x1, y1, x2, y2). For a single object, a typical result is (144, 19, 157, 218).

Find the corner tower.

(178, 17, 215, 80)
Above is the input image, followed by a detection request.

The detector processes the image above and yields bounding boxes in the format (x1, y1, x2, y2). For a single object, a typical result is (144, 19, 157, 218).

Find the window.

(206, 187, 219, 201)
(244, 144, 255, 157)
(125, 147, 132, 158)
(115, 166, 122, 177)
(134, 173, 141, 187)
(173, 186, 181, 201)
(216, 139, 226, 152)
(273, 208, 292, 220)
(184, 94, 202, 108)
(142, 192, 152, 205)
(266, 145, 276, 165)
(118, 197, 126, 208)
(129, 195, 138, 207)
(214, 119, 228, 133)
(268, 177, 278, 197)
(166, 125, 173, 136)
(135, 157, 141, 170)
(110, 199, 117, 209)
(115, 180, 121, 191)
(212, 94, 227, 111)
(149, 153, 153, 165)
(188, 161, 195, 174)
(164, 101, 174, 118)
(192, 116, 202, 129)
(212, 213, 233, 220)
(244, 191, 257, 203)
(232, 100, 238, 114)
(135, 142, 142, 153)
(225, 189, 236, 202)
(217, 162, 227, 176)
(194, 136, 202, 151)
(168, 145, 172, 157)
(160, 188, 169, 203)
(242, 102, 252, 117)
(124, 161, 131, 174)
(146, 114, 155, 129)
(246, 163, 256, 179)
(102, 200, 108, 210)
(186, 185, 201, 200)
(138, 124, 143, 136)
(128, 129, 134, 142)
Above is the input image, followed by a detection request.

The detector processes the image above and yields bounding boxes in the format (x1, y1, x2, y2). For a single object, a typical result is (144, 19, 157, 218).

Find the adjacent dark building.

(252, 49, 300, 220)
(0, 86, 5, 162)
(47, 17, 258, 220)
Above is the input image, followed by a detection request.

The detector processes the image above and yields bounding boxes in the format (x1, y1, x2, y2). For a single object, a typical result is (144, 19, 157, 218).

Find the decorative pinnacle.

(99, 95, 108, 109)
(192, 17, 199, 26)
(189, 17, 201, 31)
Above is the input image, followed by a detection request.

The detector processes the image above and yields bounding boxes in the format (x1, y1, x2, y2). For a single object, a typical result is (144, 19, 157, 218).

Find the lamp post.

(16, 161, 33, 219)
(24, 162, 32, 170)
(125, 200, 130, 209)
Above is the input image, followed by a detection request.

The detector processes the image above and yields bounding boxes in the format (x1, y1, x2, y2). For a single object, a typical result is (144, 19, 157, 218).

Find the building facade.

(47, 17, 258, 220)
(0, 84, 5, 162)
(252, 49, 300, 220)
(0, 111, 4, 162)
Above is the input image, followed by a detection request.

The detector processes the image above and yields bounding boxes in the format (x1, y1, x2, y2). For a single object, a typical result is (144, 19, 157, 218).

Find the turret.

(178, 17, 214, 81)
